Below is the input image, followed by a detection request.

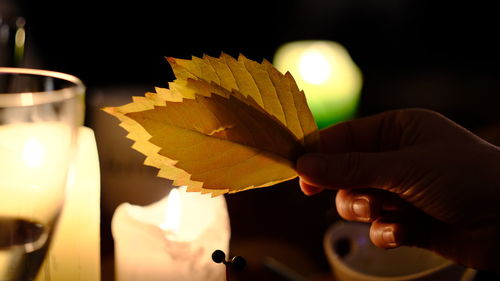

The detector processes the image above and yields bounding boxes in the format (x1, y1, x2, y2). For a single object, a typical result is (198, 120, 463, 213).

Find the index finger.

(319, 110, 405, 153)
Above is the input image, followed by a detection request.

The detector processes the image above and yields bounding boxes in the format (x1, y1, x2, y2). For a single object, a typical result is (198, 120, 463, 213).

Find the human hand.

(296, 109, 500, 272)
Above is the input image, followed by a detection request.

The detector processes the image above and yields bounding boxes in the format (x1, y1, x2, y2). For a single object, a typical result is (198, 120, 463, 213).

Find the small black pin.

(211, 249, 227, 264)
(212, 249, 246, 280)
(212, 249, 246, 269)
(228, 255, 246, 271)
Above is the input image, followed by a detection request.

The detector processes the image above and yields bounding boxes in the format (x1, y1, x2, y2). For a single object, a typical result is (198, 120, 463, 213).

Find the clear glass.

(0, 68, 84, 281)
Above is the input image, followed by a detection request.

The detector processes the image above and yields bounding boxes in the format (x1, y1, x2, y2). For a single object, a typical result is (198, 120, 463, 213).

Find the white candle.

(0, 123, 72, 224)
(36, 127, 101, 281)
(112, 186, 230, 281)
(0, 123, 72, 279)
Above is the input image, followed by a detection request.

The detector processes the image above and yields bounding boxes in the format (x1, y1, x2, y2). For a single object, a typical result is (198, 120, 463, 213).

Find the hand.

(296, 109, 500, 272)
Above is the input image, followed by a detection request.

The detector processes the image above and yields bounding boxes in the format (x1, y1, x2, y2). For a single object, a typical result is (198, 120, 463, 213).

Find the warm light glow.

(15, 27, 25, 48)
(160, 188, 181, 232)
(299, 51, 331, 85)
(20, 93, 34, 106)
(23, 138, 44, 167)
(35, 127, 101, 281)
(0, 123, 72, 221)
(274, 41, 363, 128)
(14, 17, 26, 64)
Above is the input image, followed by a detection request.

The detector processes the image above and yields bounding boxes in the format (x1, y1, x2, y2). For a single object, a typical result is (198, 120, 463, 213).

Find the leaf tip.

(166, 56, 177, 66)
(261, 58, 272, 65)
(284, 71, 299, 83)
(202, 53, 215, 60)
(237, 53, 248, 60)
(101, 106, 115, 115)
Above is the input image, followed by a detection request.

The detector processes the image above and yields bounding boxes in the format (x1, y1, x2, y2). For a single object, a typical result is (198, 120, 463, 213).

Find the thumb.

(296, 151, 410, 190)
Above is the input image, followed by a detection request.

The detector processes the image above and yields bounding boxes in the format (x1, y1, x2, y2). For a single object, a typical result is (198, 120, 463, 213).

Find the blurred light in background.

(274, 41, 363, 129)
(14, 17, 25, 63)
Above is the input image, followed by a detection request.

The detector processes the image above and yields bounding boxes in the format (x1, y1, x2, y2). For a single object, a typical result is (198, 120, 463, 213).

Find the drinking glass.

(0, 68, 84, 281)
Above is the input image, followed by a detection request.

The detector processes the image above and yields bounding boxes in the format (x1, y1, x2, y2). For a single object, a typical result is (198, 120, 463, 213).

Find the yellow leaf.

(104, 54, 319, 196)
(168, 54, 319, 149)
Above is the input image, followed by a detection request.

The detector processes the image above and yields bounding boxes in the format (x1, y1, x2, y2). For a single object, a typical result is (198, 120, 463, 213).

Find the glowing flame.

(273, 41, 363, 128)
(23, 138, 44, 167)
(299, 50, 331, 85)
(160, 188, 181, 232)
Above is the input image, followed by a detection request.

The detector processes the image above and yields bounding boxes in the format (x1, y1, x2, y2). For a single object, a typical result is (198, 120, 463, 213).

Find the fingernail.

(297, 154, 328, 178)
(301, 184, 323, 196)
(382, 228, 396, 247)
(352, 198, 370, 220)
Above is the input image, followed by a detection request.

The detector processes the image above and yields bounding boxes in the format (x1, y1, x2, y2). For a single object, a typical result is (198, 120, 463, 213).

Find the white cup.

(323, 222, 476, 281)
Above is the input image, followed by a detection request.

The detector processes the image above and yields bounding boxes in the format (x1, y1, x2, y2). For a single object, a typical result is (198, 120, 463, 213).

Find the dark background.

(18, 0, 500, 127)
(6, 0, 500, 280)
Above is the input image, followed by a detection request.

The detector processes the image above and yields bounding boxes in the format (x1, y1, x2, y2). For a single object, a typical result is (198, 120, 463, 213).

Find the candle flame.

(299, 50, 331, 85)
(274, 41, 363, 128)
(23, 138, 44, 167)
(160, 188, 181, 232)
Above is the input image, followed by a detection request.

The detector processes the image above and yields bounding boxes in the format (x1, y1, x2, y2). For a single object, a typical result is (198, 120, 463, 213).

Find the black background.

(18, 0, 500, 129)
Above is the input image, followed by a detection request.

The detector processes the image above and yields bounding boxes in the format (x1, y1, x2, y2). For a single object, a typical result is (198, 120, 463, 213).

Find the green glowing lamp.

(273, 41, 363, 129)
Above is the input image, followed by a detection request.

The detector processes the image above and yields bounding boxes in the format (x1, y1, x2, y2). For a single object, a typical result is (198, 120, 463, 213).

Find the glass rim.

(0, 67, 85, 107)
